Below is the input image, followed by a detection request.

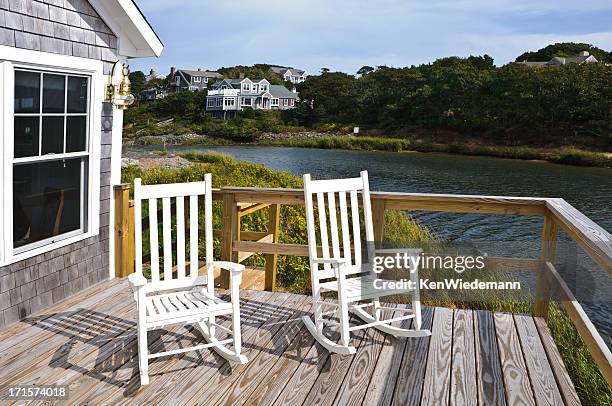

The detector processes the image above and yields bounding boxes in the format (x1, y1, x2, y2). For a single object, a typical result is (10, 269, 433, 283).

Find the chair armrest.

(374, 248, 422, 255)
(312, 258, 350, 278)
(128, 273, 147, 288)
(312, 258, 350, 266)
(211, 261, 245, 274)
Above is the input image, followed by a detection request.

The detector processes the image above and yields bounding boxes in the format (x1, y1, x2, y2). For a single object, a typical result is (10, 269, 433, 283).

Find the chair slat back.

(303, 171, 374, 280)
(133, 176, 213, 292)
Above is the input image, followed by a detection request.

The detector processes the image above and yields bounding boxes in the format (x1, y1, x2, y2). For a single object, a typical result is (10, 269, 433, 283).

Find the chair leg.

(232, 308, 242, 356)
(413, 294, 422, 330)
(372, 297, 381, 321)
(208, 315, 216, 338)
(137, 323, 149, 385)
(338, 295, 350, 347)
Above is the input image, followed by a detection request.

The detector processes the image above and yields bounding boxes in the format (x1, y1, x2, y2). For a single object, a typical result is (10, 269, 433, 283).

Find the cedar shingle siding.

(0, 0, 118, 327)
(0, 0, 118, 74)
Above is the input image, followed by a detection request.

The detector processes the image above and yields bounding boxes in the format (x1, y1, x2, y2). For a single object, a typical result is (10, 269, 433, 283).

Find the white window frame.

(193, 76, 201, 83)
(0, 46, 103, 266)
(271, 98, 279, 106)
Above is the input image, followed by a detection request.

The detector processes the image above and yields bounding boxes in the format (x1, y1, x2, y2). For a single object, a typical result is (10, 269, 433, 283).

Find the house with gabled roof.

(206, 77, 298, 117)
(516, 51, 598, 67)
(269, 65, 307, 84)
(168, 67, 222, 92)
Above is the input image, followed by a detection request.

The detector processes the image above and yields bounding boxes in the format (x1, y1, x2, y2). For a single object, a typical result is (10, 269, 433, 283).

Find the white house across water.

(206, 77, 298, 118)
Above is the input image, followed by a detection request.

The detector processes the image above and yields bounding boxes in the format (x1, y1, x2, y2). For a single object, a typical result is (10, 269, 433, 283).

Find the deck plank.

(207, 296, 312, 405)
(362, 306, 411, 406)
(67, 289, 273, 404)
(0, 281, 581, 406)
(450, 309, 477, 406)
(242, 324, 316, 405)
(271, 321, 340, 406)
(0, 278, 121, 343)
(0, 283, 135, 386)
(333, 317, 387, 405)
(114, 290, 288, 405)
(421, 307, 454, 405)
(533, 317, 581, 406)
(0, 279, 124, 354)
(6, 299, 137, 390)
(474, 310, 506, 406)
(494, 312, 536, 406)
(514, 314, 564, 406)
(172, 293, 307, 405)
(391, 306, 434, 406)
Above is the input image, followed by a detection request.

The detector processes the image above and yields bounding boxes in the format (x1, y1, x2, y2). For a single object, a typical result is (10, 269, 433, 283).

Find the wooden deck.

(0, 278, 580, 405)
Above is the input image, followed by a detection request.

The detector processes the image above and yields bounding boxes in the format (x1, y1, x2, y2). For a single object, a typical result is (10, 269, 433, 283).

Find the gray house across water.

(169, 67, 221, 92)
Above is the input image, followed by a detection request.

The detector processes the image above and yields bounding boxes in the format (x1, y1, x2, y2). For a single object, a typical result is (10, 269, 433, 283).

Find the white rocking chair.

(128, 176, 247, 386)
(302, 170, 431, 354)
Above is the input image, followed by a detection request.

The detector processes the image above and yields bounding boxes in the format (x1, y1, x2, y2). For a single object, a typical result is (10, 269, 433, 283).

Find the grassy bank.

(130, 133, 611, 167)
(121, 151, 610, 404)
(261, 135, 612, 168)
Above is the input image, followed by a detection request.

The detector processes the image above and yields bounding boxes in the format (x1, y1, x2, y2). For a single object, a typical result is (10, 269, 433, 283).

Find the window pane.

(13, 158, 86, 248)
(67, 76, 88, 113)
(66, 116, 87, 152)
(14, 116, 40, 158)
(42, 74, 65, 113)
(15, 71, 40, 113)
(41, 116, 64, 155)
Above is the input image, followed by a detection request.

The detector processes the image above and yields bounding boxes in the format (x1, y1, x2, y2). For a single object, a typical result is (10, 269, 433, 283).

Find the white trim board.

(0, 46, 105, 267)
(89, 0, 163, 58)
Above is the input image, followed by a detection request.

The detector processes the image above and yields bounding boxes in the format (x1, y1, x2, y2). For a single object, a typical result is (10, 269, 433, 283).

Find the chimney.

(170, 66, 176, 77)
(239, 72, 245, 79)
(150, 69, 155, 75)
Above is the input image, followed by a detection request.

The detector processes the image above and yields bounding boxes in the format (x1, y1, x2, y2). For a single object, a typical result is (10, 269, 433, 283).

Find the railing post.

(372, 198, 386, 243)
(114, 184, 134, 278)
(534, 214, 559, 319)
(221, 192, 239, 289)
(264, 204, 281, 292)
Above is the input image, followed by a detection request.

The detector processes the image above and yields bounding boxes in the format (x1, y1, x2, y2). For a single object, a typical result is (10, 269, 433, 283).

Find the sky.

(130, 0, 612, 76)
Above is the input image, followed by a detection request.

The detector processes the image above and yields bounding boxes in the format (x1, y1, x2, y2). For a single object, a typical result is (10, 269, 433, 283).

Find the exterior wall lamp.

(106, 62, 135, 109)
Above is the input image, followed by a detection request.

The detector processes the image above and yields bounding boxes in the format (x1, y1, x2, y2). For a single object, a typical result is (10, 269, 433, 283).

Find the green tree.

(357, 66, 375, 76)
(129, 70, 146, 96)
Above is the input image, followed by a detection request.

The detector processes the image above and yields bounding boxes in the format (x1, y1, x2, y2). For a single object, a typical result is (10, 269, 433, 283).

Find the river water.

(132, 145, 612, 343)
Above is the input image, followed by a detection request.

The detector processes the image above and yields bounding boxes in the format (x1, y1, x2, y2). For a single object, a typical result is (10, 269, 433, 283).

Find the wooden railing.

(114, 184, 612, 385)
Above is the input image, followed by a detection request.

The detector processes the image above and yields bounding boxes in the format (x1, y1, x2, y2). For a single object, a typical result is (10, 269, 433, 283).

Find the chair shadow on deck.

(23, 294, 356, 395)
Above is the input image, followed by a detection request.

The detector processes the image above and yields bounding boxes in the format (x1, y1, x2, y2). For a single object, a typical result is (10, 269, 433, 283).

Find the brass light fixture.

(106, 62, 135, 109)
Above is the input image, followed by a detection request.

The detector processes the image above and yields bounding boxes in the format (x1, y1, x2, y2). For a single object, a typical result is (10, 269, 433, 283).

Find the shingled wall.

(0, 0, 119, 327)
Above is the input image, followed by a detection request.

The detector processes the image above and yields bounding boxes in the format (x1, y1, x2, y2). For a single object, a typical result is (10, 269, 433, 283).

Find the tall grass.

(122, 151, 610, 403)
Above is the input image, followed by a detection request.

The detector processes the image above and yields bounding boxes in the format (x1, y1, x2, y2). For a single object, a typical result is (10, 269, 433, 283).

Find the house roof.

(270, 85, 299, 99)
(89, 0, 163, 58)
(270, 66, 306, 77)
(180, 70, 222, 78)
(516, 51, 598, 67)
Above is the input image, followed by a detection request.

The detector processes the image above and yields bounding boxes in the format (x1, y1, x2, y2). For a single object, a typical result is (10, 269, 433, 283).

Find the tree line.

(285, 55, 611, 142)
(126, 43, 611, 146)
